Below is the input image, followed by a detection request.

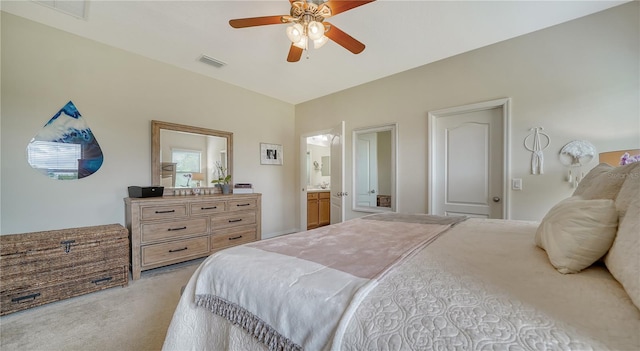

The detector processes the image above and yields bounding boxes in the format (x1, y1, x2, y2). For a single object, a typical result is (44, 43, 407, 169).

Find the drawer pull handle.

(169, 247, 188, 253)
(201, 206, 217, 210)
(229, 235, 243, 240)
(236, 203, 251, 207)
(12, 293, 41, 303)
(91, 277, 113, 285)
(228, 219, 243, 223)
(168, 226, 187, 231)
(60, 240, 76, 253)
(155, 210, 176, 214)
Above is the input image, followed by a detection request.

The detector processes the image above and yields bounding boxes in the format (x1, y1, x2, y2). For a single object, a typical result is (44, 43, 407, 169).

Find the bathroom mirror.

(306, 134, 331, 190)
(321, 156, 331, 176)
(151, 120, 233, 192)
(352, 123, 397, 213)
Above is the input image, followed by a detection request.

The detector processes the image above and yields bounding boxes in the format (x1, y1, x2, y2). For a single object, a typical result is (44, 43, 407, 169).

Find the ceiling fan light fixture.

(313, 36, 328, 49)
(307, 21, 325, 40)
(286, 23, 304, 43)
(292, 36, 308, 49)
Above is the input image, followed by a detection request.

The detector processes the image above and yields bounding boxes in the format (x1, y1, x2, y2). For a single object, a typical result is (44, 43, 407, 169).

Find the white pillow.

(605, 182, 640, 310)
(535, 196, 618, 274)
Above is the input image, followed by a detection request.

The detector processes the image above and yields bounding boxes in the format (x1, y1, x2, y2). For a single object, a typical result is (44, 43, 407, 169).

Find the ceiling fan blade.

(287, 44, 303, 62)
(229, 15, 287, 28)
(324, 22, 365, 54)
(324, 0, 375, 16)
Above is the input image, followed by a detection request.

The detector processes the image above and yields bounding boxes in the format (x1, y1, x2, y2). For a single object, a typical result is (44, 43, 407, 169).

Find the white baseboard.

(262, 228, 300, 239)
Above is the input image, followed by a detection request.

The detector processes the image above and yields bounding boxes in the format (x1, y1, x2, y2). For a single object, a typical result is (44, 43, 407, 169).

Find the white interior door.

(330, 121, 345, 224)
(355, 132, 378, 207)
(429, 99, 510, 219)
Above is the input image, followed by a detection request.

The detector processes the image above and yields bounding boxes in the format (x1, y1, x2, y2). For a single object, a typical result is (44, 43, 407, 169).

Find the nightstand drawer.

(141, 204, 187, 220)
(141, 236, 209, 266)
(141, 218, 207, 243)
(211, 210, 256, 230)
(211, 225, 257, 250)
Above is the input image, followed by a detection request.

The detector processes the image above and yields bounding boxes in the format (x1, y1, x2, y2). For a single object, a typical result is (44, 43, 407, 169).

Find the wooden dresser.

(124, 193, 261, 280)
(0, 224, 129, 316)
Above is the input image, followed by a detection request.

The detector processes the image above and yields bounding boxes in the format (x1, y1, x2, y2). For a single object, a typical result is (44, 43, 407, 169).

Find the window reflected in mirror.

(353, 124, 397, 213)
(159, 129, 226, 188)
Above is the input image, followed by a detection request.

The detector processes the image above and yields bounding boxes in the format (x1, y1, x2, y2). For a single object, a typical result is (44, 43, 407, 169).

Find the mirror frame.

(352, 123, 398, 213)
(151, 120, 233, 191)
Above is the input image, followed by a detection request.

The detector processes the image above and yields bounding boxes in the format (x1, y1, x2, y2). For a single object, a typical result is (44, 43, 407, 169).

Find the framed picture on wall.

(260, 143, 283, 165)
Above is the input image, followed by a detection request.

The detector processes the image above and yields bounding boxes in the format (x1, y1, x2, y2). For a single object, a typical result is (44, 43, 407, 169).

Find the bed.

(163, 162, 640, 351)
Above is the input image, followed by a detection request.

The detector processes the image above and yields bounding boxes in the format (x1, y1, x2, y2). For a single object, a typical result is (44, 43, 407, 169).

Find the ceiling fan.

(229, 0, 375, 62)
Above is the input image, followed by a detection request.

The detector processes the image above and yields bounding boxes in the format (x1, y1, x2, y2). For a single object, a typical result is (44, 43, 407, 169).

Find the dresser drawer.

(141, 204, 187, 220)
(141, 218, 207, 243)
(1, 266, 127, 316)
(227, 198, 257, 212)
(212, 210, 256, 230)
(141, 236, 209, 267)
(211, 225, 257, 250)
(319, 191, 330, 199)
(190, 200, 226, 216)
(307, 192, 319, 200)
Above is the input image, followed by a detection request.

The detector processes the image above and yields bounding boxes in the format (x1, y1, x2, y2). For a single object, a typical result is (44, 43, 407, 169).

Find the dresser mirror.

(151, 120, 233, 191)
(352, 123, 397, 213)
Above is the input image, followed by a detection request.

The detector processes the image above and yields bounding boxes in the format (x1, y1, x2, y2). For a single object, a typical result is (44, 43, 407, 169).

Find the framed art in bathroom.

(260, 143, 283, 165)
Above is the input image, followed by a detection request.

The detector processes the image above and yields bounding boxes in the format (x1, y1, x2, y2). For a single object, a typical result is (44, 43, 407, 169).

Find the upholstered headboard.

(598, 149, 640, 166)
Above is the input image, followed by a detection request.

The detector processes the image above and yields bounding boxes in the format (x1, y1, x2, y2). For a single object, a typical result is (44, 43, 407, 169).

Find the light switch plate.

(512, 178, 523, 190)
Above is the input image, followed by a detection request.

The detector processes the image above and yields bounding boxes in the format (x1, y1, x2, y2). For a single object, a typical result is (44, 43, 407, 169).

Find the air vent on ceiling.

(33, 0, 89, 20)
(199, 55, 227, 68)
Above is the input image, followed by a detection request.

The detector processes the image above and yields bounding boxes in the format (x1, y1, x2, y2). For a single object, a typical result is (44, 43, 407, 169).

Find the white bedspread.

(163, 218, 640, 351)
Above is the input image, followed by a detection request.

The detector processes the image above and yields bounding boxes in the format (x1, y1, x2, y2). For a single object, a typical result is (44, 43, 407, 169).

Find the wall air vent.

(199, 55, 227, 68)
(33, 0, 89, 20)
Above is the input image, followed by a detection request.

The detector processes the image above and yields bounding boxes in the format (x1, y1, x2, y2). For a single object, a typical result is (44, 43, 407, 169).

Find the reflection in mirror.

(306, 134, 331, 189)
(152, 121, 232, 193)
(27, 101, 104, 180)
(321, 156, 331, 176)
(353, 124, 397, 212)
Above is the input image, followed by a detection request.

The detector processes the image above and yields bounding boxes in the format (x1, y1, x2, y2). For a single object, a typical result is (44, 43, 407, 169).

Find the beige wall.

(0, 13, 297, 236)
(295, 2, 639, 221)
(2, 3, 638, 236)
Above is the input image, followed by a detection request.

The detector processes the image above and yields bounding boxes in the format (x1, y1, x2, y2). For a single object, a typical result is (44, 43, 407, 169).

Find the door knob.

(370, 189, 376, 194)
(493, 196, 501, 203)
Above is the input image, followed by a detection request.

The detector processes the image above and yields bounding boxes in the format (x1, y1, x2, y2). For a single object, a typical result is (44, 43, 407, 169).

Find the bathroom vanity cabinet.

(307, 191, 330, 230)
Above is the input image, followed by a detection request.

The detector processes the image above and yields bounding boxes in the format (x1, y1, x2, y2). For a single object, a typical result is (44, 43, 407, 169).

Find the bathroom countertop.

(307, 188, 330, 193)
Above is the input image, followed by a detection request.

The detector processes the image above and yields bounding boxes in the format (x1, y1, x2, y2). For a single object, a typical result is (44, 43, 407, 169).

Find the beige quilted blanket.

(163, 217, 640, 351)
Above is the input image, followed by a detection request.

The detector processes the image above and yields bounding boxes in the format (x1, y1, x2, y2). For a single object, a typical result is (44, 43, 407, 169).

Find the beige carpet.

(0, 259, 202, 351)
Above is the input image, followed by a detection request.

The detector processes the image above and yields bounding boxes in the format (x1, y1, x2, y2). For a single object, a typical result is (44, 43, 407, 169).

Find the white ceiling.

(1, 0, 627, 104)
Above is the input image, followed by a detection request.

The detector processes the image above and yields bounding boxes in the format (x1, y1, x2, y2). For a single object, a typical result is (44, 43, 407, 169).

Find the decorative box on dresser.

(0, 224, 129, 316)
(124, 193, 261, 280)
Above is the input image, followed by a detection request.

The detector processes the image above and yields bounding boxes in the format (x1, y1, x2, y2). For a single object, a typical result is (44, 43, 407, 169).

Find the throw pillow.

(535, 196, 618, 274)
(573, 162, 638, 200)
(605, 183, 640, 310)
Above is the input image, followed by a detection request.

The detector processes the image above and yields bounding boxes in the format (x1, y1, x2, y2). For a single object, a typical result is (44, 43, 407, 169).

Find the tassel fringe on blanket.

(196, 294, 302, 351)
